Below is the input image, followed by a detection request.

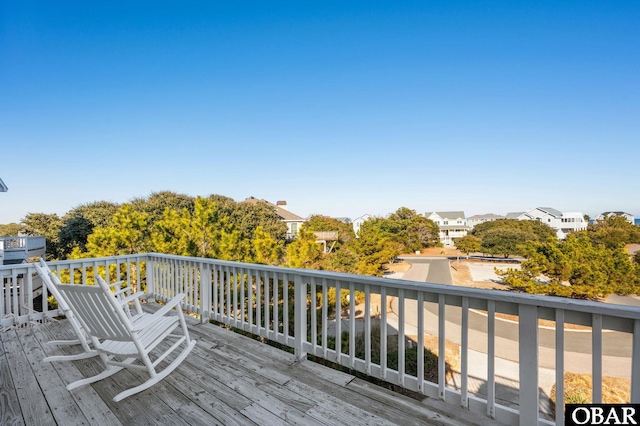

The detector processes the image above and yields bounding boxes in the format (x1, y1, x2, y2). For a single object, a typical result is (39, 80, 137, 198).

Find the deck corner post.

(200, 263, 212, 323)
(518, 304, 539, 425)
(145, 257, 155, 302)
(294, 273, 308, 360)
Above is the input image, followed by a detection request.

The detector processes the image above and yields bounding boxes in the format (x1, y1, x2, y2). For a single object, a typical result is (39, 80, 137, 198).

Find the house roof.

(505, 212, 526, 219)
(333, 217, 352, 224)
(532, 207, 563, 218)
(600, 211, 633, 216)
(243, 197, 305, 221)
(0, 177, 7, 192)
(426, 211, 466, 220)
(353, 214, 372, 223)
(468, 213, 504, 220)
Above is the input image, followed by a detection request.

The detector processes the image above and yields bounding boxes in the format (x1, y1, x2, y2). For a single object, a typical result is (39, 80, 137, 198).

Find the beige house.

(243, 197, 306, 239)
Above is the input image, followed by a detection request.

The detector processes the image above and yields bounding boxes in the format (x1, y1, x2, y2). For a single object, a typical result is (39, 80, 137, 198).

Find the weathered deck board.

(0, 334, 24, 426)
(2, 328, 55, 426)
(0, 303, 495, 426)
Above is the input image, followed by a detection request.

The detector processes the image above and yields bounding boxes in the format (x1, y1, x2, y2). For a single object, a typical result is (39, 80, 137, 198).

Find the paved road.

(399, 256, 452, 285)
(392, 257, 634, 376)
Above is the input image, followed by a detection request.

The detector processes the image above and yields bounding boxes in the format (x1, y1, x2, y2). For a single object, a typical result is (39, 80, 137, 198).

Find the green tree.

(472, 218, 556, 241)
(252, 226, 284, 265)
(587, 215, 640, 249)
(152, 196, 247, 260)
(284, 229, 323, 269)
(129, 191, 195, 226)
(21, 212, 63, 260)
(58, 201, 120, 257)
(454, 235, 481, 256)
(0, 223, 23, 236)
(349, 218, 402, 276)
(498, 233, 640, 299)
(384, 207, 440, 252)
(233, 199, 288, 242)
(481, 228, 536, 258)
(82, 204, 152, 257)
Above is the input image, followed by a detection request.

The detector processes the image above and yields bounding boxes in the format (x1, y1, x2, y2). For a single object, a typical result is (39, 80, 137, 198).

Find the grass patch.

(550, 372, 631, 415)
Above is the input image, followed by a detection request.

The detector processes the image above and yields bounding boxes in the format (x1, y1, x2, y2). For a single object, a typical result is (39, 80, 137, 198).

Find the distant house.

(595, 211, 635, 225)
(333, 217, 352, 224)
(425, 211, 469, 246)
(505, 212, 527, 219)
(0, 177, 7, 192)
(467, 213, 504, 229)
(352, 214, 373, 237)
(518, 207, 587, 239)
(243, 197, 306, 239)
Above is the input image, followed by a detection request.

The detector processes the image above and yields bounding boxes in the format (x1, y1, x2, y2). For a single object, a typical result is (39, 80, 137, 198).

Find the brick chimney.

(276, 200, 288, 211)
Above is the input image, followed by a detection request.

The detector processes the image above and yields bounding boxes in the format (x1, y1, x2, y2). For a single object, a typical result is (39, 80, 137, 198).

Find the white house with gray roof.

(467, 213, 504, 229)
(352, 214, 373, 237)
(517, 207, 587, 239)
(595, 211, 635, 225)
(425, 211, 469, 246)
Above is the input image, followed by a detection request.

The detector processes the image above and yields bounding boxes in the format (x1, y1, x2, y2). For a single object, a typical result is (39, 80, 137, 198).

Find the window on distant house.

(444, 221, 448, 225)
(291, 222, 298, 234)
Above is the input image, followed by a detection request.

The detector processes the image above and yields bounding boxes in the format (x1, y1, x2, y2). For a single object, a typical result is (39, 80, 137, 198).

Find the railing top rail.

(0, 252, 636, 320)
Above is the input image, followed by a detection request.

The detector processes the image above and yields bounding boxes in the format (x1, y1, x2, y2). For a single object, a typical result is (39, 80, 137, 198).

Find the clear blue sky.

(1, 1, 638, 224)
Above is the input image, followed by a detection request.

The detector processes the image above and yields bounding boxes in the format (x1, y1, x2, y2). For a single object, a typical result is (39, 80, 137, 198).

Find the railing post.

(632, 319, 640, 403)
(294, 273, 307, 360)
(200, 263, 211, 323)
(518, 304, 539, 425)
(145, 257, 155, 301)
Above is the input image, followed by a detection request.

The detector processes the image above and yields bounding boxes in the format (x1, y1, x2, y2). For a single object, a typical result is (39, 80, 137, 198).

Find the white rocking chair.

(33, 259, 149, 362)
(54, 278, 196, 401)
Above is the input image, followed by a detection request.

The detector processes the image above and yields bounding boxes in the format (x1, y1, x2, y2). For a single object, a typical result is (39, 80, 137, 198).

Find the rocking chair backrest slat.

(34, 260, 71, 313)
(56, 283, 132, 341)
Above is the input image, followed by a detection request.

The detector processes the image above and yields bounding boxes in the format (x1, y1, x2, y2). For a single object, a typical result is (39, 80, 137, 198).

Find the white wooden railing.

(1, 253, 639, 426)
(0, 236, 46, 263)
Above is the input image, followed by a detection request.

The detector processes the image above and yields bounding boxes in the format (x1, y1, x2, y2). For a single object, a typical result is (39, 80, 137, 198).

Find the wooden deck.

(1, 303, 496, 426)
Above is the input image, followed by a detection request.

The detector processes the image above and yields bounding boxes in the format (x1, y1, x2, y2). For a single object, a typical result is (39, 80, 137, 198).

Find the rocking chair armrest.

(132, 294, 186, 328)
(109, 280, 125, 290)
(120, 291, 149, 305)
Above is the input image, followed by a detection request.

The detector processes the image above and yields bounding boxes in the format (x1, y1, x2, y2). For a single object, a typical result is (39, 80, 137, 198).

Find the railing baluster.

(349, 282, 355, 368)
(519, 304, 539, 425)
(632, 319, 640, 403)
(273, 271, 279, 337)
(365, 284, 372, 375)
(322, 278, 328, 359)
(283, 273, 289, 340)
(311, 277, 317, 350)
(417, 292, 424, 393)
(438, 294, 446, 400)
(398, 288, 405, 387)
(381, 286, 387, 380)
(555, 309, 565, 426)
(487, 300, 496, 419)
(262, 271, 271, 336)
(294, 273, 307, 360)
(461, 297, 469, 409)
(592, 313, 603, 403)
(335, 280, 342, 361)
